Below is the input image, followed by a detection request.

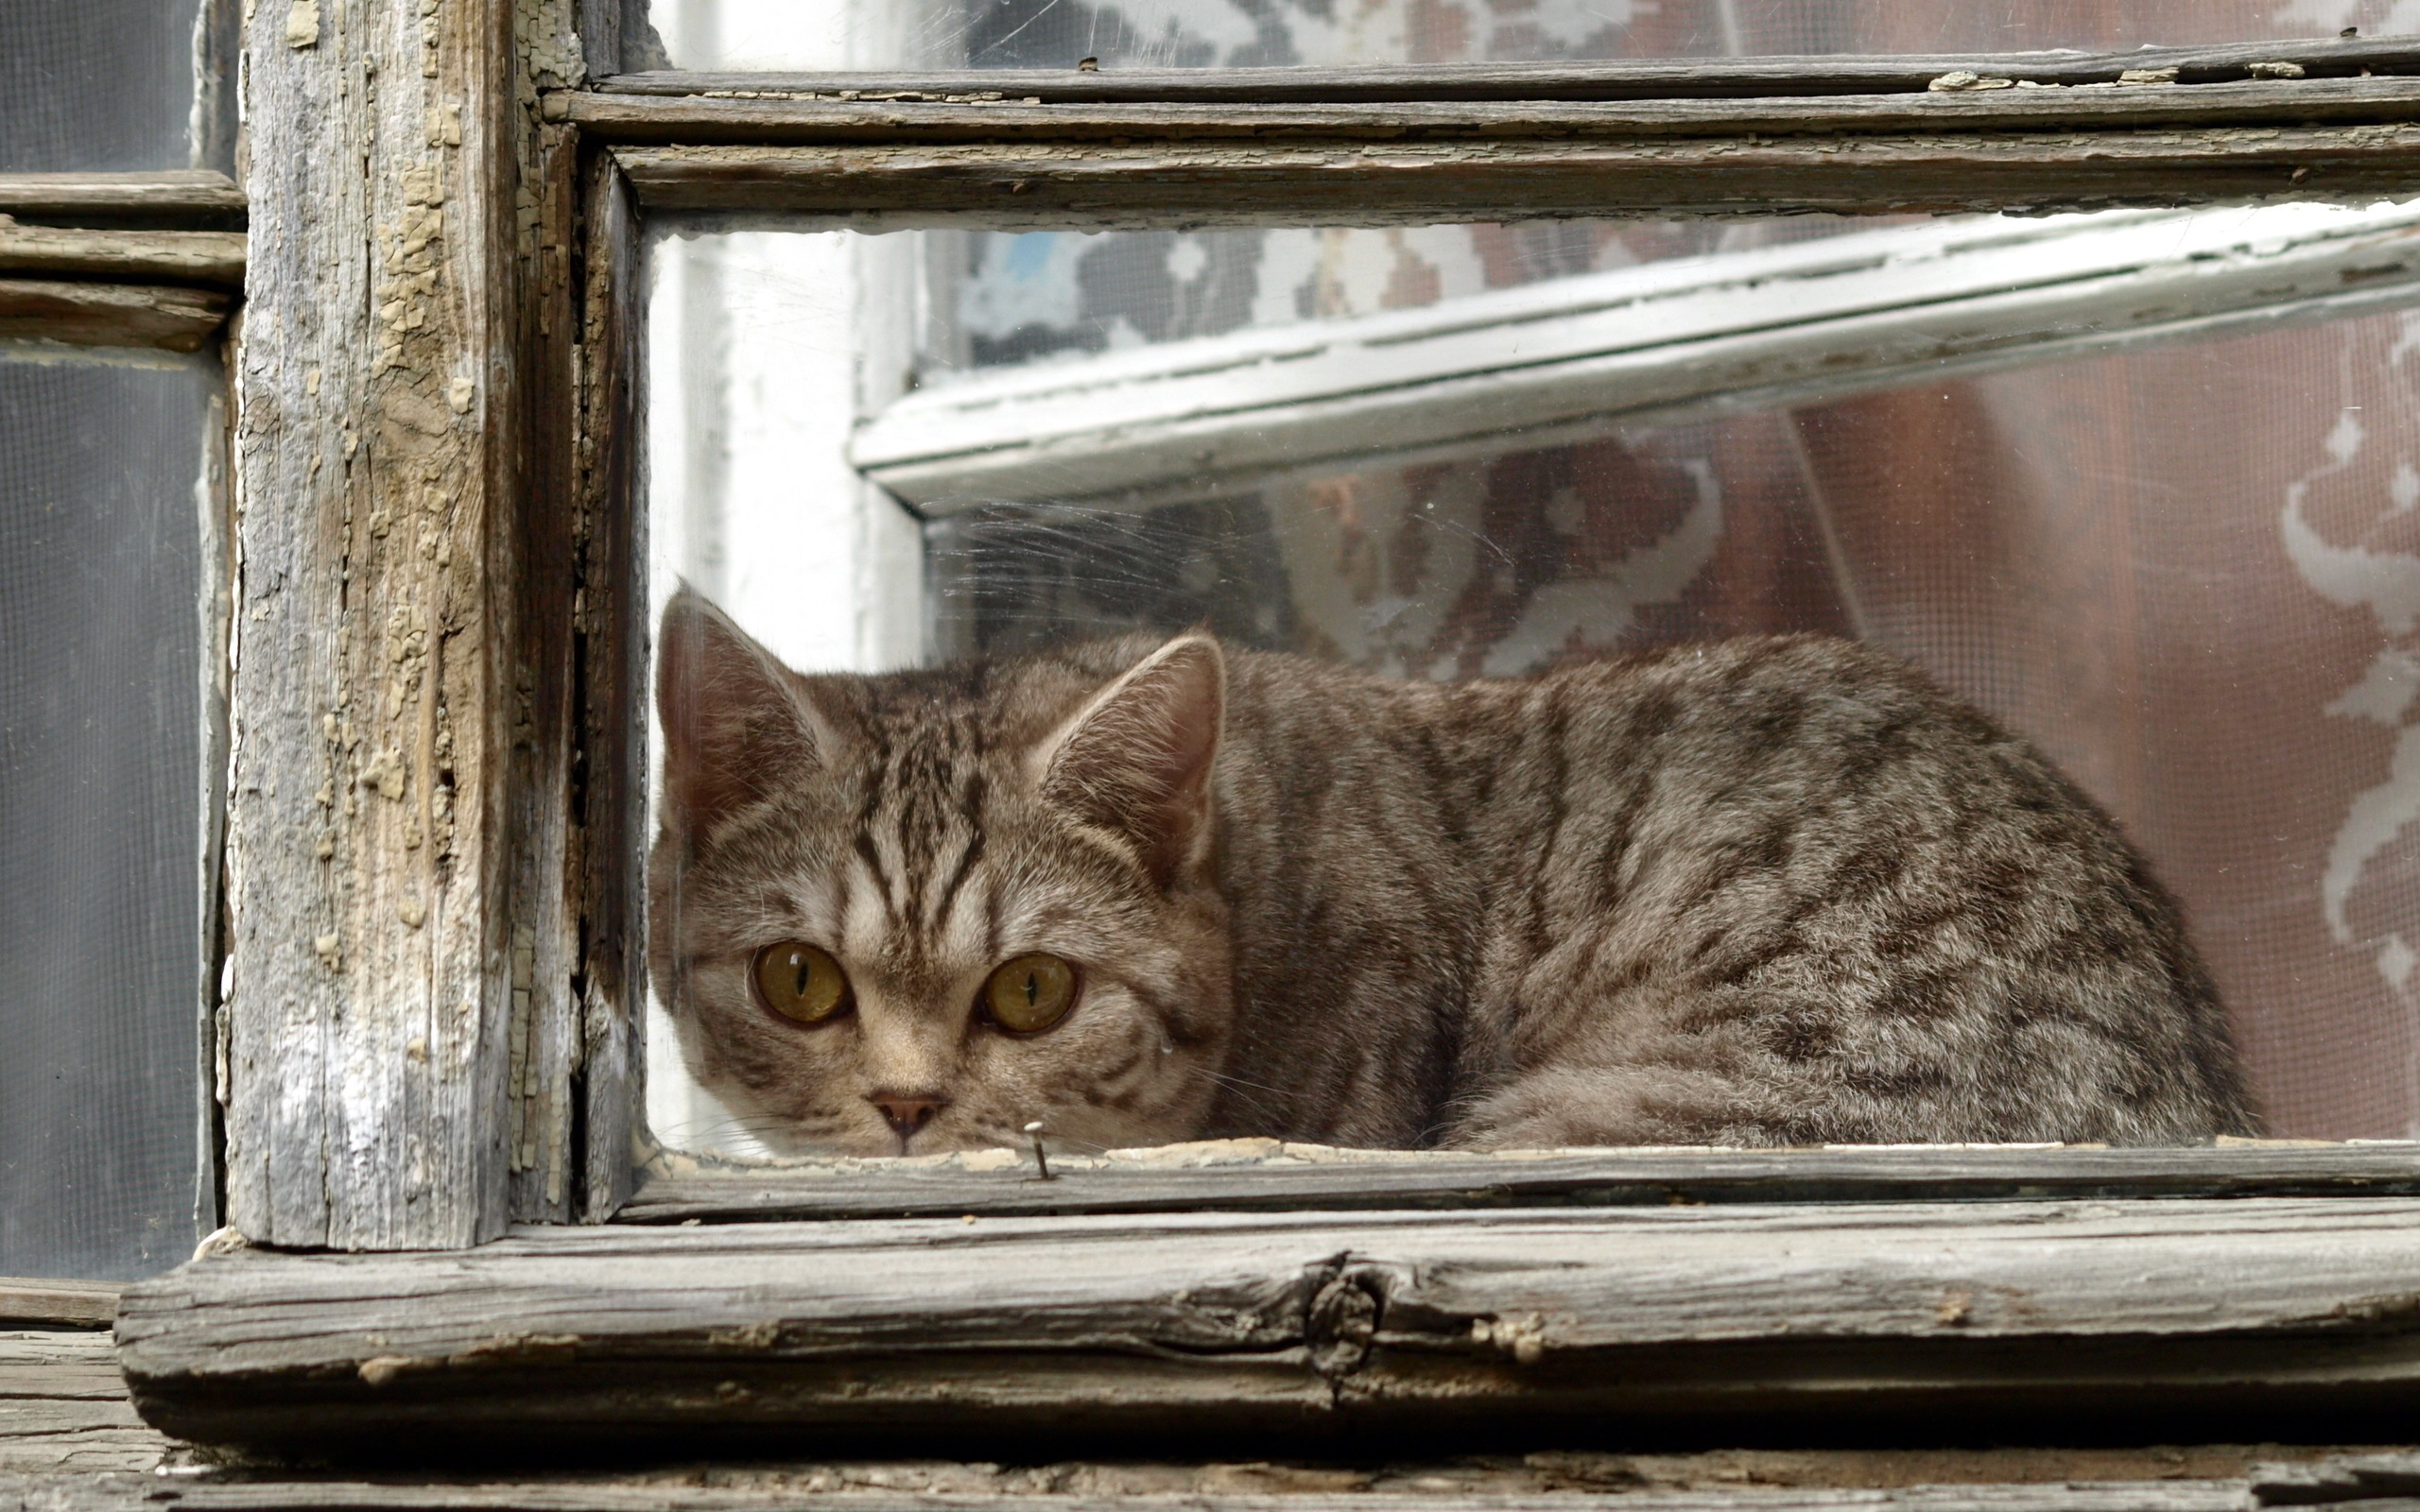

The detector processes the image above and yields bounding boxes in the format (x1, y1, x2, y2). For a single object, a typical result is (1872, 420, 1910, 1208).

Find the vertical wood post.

(227, 0, 583, 1247)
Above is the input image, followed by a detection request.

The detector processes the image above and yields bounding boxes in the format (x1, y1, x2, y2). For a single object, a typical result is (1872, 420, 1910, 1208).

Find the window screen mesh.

(0, 352, 212, 1280)
(0, 0, 210, 173)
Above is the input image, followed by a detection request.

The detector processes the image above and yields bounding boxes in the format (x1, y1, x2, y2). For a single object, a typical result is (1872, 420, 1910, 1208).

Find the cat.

(648, 590, 2256, 1158)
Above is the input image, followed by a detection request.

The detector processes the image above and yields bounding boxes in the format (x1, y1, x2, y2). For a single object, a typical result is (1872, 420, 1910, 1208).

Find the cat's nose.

(870, 1092, 948, 1141)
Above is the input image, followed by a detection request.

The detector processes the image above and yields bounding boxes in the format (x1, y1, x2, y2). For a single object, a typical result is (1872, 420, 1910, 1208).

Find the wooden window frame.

(106, 14, 2420, 1454)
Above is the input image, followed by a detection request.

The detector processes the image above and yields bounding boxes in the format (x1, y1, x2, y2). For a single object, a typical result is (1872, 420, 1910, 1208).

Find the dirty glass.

(646, 205, 2420, 1155)
(644, 0, 2410, 75)
(0, 350, 216, 1280)
(0, 0, 230, 174)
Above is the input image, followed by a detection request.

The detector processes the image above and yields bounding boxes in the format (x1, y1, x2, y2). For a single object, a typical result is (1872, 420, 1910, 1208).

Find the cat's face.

(648, 593, 1234, 1158)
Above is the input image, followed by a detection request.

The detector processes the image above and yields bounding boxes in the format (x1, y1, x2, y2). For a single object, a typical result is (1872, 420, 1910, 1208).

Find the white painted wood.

(853, 202, 2420, 511)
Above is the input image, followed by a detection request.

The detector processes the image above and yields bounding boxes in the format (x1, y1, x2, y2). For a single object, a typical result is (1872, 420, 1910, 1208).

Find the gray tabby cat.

(650, 591, 2256, 1157)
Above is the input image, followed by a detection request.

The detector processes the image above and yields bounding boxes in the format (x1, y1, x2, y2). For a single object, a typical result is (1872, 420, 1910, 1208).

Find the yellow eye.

(981, 954, 1078, 1034)
(752, 941, 852, 1024)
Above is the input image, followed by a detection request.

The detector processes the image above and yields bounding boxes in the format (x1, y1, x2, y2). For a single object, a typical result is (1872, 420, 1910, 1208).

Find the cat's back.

(1210, 634, 2255, 1147)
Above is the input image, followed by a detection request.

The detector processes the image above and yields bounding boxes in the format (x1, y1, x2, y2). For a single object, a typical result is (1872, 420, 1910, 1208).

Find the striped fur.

(650, 592, 2256, 1156)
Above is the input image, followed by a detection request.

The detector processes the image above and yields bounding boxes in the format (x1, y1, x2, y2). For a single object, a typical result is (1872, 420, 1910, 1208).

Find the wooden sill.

(116, 1190, 2420, 1458)
(618, 1139, 2420, 1222)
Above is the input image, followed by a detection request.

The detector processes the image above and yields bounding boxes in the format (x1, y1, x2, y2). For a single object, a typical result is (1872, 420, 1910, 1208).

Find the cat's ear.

(1035, 633, 1225, 888)
(656, 590, 837, 839)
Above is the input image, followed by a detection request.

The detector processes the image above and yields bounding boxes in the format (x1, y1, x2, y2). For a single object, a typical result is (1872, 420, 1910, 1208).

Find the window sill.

(117, 1181, 2420, 1458)
(619, 1139, 2420, 1222)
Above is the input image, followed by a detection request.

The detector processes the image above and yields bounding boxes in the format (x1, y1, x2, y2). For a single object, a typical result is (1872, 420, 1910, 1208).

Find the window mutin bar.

(560, 77, 2420, 147)
(0, 280, 231, 352)
(0, 227, 244, 288)
(0, 172, 246, 232)
(607, 125, 2420, 227)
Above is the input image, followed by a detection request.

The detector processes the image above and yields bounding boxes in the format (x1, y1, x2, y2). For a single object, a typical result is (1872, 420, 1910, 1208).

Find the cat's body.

(651, 593, 2255, 1157)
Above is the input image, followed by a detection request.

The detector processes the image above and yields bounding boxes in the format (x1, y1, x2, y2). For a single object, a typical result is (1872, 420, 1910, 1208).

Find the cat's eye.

(980, 954, 1079, 1035)
(752, 941, 853, 1024)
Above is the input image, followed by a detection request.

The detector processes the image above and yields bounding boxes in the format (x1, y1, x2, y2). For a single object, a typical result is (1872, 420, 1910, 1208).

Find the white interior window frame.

(856, 199, 2420, 512)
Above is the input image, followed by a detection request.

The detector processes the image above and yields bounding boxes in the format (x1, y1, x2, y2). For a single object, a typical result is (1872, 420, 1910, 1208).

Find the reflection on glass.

(648, 215, 2420, 1154)
(646, 0, 2411, 74)
(937, 221, 1867, 376)
(0, 350, 215, 1279)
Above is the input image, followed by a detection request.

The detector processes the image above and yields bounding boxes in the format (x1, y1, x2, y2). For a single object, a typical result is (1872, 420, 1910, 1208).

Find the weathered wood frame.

(118, 18, 2420, 1453)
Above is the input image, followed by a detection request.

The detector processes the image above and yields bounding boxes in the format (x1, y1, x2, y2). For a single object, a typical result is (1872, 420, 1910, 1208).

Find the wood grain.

(596, 37, 2420, 104)
(221, 0, 529, 1248)
(0, 227, 244, 287)
(0, 1473, 2284, 1511)
(0, 279, 230, 352)
(570, 160, 648, 1225)
(0, 1281, 117, 1330)
(0, 1332, 165, 1475)
(115, 1197, 2420, 1454)
(2256, 1452, 2420, 1503)
(501, 120, 582, 1229)
(612, 124, 2420, 228)
(562, 77, 2420, 146)
(0, 171, 245, 228)
(619, 1143, 2420, 1222)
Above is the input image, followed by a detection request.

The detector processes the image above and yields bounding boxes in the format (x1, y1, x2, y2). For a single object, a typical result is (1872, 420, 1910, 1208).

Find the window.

(97, 0, 2420, 1456)
(0, 0, 239, 1282)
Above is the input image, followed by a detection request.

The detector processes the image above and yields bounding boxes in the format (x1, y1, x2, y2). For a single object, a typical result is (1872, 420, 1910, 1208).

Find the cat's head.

(648, 592, 1234, 1158)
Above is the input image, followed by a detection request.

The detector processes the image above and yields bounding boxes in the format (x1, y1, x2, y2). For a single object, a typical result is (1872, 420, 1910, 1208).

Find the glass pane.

(0, 0, 220, 173)
(0, 350, 214, 1280)
(648, 213, 2420, 1160)
(646, 0, 2409, 73)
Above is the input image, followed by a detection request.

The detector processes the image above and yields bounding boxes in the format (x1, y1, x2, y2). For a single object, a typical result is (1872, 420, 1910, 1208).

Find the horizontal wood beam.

(593, 36, 2420, 104)
(619, 1142, 2420, 1223)
(0, 227, 244, 288)
(561, 77, 2420, 146)
(613, 124, 2420, 227)
(0, 1332, 164, 1475)
(0, 1279, 119, 1329)
(0, 1472, 2284, 1510)
(0, 279, 232, 352)
(115, 1197, 2420, 1455)
(0, 171, 246, 230)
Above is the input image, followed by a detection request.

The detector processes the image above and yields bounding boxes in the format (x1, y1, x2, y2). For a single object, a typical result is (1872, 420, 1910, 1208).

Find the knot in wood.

(1306, 1264, 1383, 1379)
